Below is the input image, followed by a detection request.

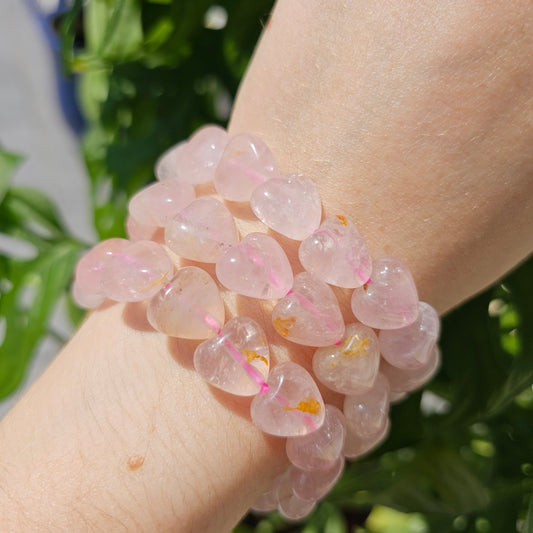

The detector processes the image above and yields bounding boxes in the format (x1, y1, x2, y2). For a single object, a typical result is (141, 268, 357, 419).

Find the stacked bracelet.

(72, 125, 441, 521)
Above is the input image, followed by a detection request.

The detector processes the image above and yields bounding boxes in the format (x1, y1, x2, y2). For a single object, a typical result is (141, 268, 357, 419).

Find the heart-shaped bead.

(194, 316, 270, 396)
(351, 256, 419, 329)
(299, 216, 372, 287)
(214, 133, 278, 201)
(277, 470, 317, 520)
(272, 272, 344, 346)
(102, 240, 173, 302)
(380, 345, 441, 393)
(155, 141, 186, 181)
(344, 417, 390, 459)
(175, 125, 228, 184)
(165, 197, 239, 263)
(251, 361, 325, 437)
(343, 374, 390, 440)
(215, 232, 293, 299)
(286, 405, 346, 471)
(250, 174, 322, 240)
(128, 179, 196, 228)
(74, 238, 129, 297)
(290, 456, 344, 501)
(147, 266, 224, 339)
(312, 323, 380, 395)
(379, 301, 440, 369)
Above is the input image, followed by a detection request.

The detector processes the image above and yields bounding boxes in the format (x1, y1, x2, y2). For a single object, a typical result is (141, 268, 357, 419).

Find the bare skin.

(1, 1, 532, 531)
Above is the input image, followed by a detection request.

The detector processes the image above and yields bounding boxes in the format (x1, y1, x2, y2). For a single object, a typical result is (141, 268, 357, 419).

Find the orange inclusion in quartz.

(342, 336, 371, 358)
(283, 397, 321, 415)
(273, 316, 296, 337)
(146, 271, 169, 290)
(243, 349, 268, 366)
(336, 214, 348, 226)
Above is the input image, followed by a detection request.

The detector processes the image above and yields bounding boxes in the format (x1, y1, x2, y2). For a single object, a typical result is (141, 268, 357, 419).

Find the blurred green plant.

(0, 147, 84, 398)
(0, 1, 532, 532)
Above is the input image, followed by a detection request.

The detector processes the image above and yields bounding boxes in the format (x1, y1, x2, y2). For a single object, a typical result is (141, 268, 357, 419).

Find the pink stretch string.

(222, 338, 269, 394)
(228, 159, 269, 184)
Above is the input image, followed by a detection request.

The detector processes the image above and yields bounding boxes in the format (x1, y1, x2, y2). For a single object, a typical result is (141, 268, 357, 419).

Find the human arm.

(2, 1, 533, 532)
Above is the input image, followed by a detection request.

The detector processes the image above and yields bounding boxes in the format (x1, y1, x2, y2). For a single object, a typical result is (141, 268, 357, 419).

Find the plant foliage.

(0, 1, 531, 532)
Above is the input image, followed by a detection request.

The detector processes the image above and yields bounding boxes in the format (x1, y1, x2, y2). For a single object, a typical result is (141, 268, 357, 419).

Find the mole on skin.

(127, 454, 145, 471)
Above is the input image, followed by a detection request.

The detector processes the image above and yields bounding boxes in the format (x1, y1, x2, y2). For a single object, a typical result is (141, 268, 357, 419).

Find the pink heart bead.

(101, 240, 173, 302)
(125, 215, 157, 242)
(165, 196, 239, 263)
(272, 272, 345, 347)
(154, 141, 186, 181)
(379, 301, 440, 369)
(351, 256, 419, 329)
(380, 345, 441, 393)
(194, 316, 270, 396)
(290, 456, 344, 501)
(250, 174, 322, 240)
(343, 374, 390, 440)
(71, 282, 105, 310)
(147, 266, 224, 339)
(277, 470, 316, 520)
(286, 405, 346, 471)
(251, 475, 283, 513)
(128, 179, 196, 228)
(214, 133, 279, 201)
(216, 232, 293, 299)
(73, 238, 129, 299)
(312, 323, 380, 395)
(175, 125, 228, 184)
(299, 216, 372, 288)
(251, 361, 325, 437)
(344, 417, 390, 459)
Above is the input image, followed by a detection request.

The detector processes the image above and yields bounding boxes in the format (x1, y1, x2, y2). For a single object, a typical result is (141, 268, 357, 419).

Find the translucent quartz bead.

(313, 323, 380, 395)
(250, 174, 321, 240)
(251, 361, 325, 437)
(299, 216, 372, 288)
(125, 215, 156, 242)
(165, 196, 239, 263)
(344, 417, 390, 459)
(101, 240, 173, 302)
(216, 232, 293, 299)
(290, 456, 344, 501)
(380, 345, 441, 393)
(251, 475, 282, 513)
(272, 272, 345, 347)
(351, 256, 419, 329)
(379, 301, 440, 370)
(277, 471, 316, 521)
(155, 141, 186, 181)
(343, 374, 390, 440)
(214, 133, 278, 201)
(128, 179, 195, 228)
(73, 238, 129, 307)
(194, 316, 269, 396)
(286, 405, 346, 471)
(147, 266, 224, 339)
(71, 282, 105, 309)
(175, 125, 228, 184)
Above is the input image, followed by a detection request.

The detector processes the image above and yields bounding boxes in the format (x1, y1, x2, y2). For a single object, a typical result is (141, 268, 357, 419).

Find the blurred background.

(0, 1, 532, 532)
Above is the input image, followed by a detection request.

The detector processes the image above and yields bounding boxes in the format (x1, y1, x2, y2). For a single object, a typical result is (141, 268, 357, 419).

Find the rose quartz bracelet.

(72, 125, 441, 521)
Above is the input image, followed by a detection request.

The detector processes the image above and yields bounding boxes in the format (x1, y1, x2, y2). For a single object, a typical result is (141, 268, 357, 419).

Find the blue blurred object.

(25, 0, 84, 134)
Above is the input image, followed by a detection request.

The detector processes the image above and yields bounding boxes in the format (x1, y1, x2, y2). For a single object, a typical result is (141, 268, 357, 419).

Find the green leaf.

(0, 147, 23, 205)
(524, 492, 533, 533)
(85, 0, 143, 61)
(1, 186, 68, 239)
(0, 241, 83, 399)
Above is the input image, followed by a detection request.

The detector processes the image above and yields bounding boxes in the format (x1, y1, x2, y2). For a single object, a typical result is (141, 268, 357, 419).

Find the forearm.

(2, 1, 533, 532)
